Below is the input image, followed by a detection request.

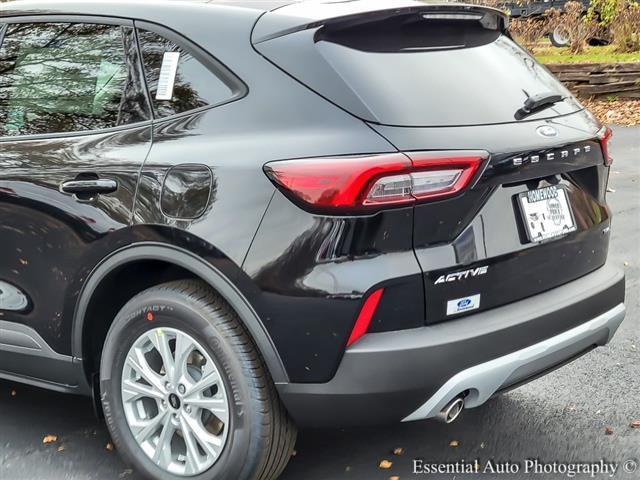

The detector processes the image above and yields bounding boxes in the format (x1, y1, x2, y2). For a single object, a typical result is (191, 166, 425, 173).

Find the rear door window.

(0, 23, 149, 137)
(136, 29, 237, 119)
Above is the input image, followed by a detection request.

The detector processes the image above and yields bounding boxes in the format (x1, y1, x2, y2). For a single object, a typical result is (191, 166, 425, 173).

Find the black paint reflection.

(0, 125, 152, 352)
(253, 218, 337, 296)
(161, 164, 215, 219)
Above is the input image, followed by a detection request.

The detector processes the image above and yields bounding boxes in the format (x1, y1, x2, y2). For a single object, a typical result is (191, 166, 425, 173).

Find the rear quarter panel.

(132, 7, 407, 383)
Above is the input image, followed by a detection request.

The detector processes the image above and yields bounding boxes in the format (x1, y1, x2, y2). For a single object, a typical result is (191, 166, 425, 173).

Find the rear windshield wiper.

(515, 92, 564, 120)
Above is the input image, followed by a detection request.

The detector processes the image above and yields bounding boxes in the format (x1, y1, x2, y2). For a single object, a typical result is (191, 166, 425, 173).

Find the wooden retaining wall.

(546, 62, 640, 98)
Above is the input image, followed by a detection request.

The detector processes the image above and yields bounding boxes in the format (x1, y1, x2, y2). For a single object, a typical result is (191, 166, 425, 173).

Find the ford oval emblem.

(537, 125, 558, 138)
(457, 298, 472, 308)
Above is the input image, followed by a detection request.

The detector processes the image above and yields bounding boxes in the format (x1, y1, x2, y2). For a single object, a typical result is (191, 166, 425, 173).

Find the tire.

(549, 25, 571, 47)
(99, 280, 297, 480)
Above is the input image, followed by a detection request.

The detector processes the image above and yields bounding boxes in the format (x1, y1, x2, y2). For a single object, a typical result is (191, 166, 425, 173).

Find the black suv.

(0, 1, 626, 479)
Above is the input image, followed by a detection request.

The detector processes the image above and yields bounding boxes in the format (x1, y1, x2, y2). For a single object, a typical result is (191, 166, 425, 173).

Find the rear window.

(137, 28, 240, 119)
(256, 14, 581, 127)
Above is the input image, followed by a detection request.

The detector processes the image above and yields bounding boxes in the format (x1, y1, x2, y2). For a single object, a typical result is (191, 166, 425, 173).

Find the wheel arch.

(72, 242, 289, 388)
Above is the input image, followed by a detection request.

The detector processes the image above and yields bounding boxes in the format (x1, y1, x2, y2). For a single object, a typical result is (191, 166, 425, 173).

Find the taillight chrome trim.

(407, 150, 488, 200)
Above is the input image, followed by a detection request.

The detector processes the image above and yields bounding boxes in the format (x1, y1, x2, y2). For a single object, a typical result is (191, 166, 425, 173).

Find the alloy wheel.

(121, 327, 230, 476)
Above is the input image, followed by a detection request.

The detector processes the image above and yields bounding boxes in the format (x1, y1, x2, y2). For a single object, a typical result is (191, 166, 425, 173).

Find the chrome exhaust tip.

(437, 396, 465, 424)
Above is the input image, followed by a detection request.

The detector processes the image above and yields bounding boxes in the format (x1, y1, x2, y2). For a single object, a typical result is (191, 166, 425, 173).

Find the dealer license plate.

(518, 186, 577, 243)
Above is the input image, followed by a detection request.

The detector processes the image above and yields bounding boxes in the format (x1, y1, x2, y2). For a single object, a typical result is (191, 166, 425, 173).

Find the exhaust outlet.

(436, 396, 465, 424)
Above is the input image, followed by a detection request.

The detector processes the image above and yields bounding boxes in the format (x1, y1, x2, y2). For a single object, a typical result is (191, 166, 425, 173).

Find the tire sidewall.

(100, 290, 255, 480)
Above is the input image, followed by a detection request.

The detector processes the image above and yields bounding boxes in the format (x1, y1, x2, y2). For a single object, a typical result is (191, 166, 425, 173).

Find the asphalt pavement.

(0, 127, 638, 480)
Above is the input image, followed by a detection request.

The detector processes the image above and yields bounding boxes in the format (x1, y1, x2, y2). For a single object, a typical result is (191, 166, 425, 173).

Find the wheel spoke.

(180, 415, 205, 475)
(122, 378, 164, 402)
(173, 333, 194, 384)
(152, 414, 175, 468)
(184, 371, 219, 398)
(182, 412, 223, 458)
(127, 348, 166, 394)
(184, 396, 228, 421)
(132, 411, 167, 444)
(149, 329, 175, 381)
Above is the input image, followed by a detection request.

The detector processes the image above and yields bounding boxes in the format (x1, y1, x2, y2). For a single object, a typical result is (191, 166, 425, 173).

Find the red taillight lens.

(598, 126, 614, 166)
(264, 151, 487, 213)
(264, 154, 412, 210)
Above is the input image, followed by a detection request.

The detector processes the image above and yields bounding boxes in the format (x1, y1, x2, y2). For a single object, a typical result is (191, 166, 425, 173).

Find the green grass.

(534, 45, 640, 64)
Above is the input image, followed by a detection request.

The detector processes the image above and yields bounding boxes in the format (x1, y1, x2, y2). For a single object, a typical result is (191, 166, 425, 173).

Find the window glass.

(137, 29, 234, 118)
(257, 16, 580, 127)
(0, 23, 148, 137)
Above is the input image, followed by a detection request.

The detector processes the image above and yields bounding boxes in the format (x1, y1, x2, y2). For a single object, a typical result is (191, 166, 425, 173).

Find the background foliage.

(510, 0, 640, 54)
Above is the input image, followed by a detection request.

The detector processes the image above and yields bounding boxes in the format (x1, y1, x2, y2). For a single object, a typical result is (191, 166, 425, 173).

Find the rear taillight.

(264, 151, 487, 213)
(598, 126, 614, 166)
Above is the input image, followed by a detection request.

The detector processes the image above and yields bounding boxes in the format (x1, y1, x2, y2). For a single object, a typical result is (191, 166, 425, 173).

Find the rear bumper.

(277, 261, 625, 427)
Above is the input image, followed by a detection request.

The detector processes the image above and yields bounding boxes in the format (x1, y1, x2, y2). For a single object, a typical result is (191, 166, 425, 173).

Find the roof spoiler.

(252, 1, 509, 44)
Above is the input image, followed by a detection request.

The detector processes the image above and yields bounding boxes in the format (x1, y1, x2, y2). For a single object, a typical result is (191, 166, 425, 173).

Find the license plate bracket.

(518, 185, 577, 243)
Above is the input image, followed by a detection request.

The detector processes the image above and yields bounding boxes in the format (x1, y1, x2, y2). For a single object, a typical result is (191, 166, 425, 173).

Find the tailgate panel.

(371, 113, 612, 324)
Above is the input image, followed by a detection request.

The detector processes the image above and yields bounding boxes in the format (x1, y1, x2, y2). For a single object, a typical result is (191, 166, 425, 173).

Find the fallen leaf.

(119, 469, 133, 478)
(630, 420, 640, 429)
(480, 442, 486, 449)
(42, 435, 57, 444)
(449, 440, 460, 447)
(379, 460, 393, 469)
(579, 98, 640, 127)
(392, 447, 404, 456)
(390, 476, 400, 480)
(106, 442, 114, 451)
(57, 445, 65, 452)
(605, 426, 614, 435)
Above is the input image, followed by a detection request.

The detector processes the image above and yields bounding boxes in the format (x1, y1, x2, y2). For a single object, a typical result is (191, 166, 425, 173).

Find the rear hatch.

(254, 1, 613, 324)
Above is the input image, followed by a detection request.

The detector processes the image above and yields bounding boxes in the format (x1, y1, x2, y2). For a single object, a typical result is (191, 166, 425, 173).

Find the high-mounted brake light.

(264, 151, 487, 213)
(598, 126, 614, 166)
(421, 12, 484, 21)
